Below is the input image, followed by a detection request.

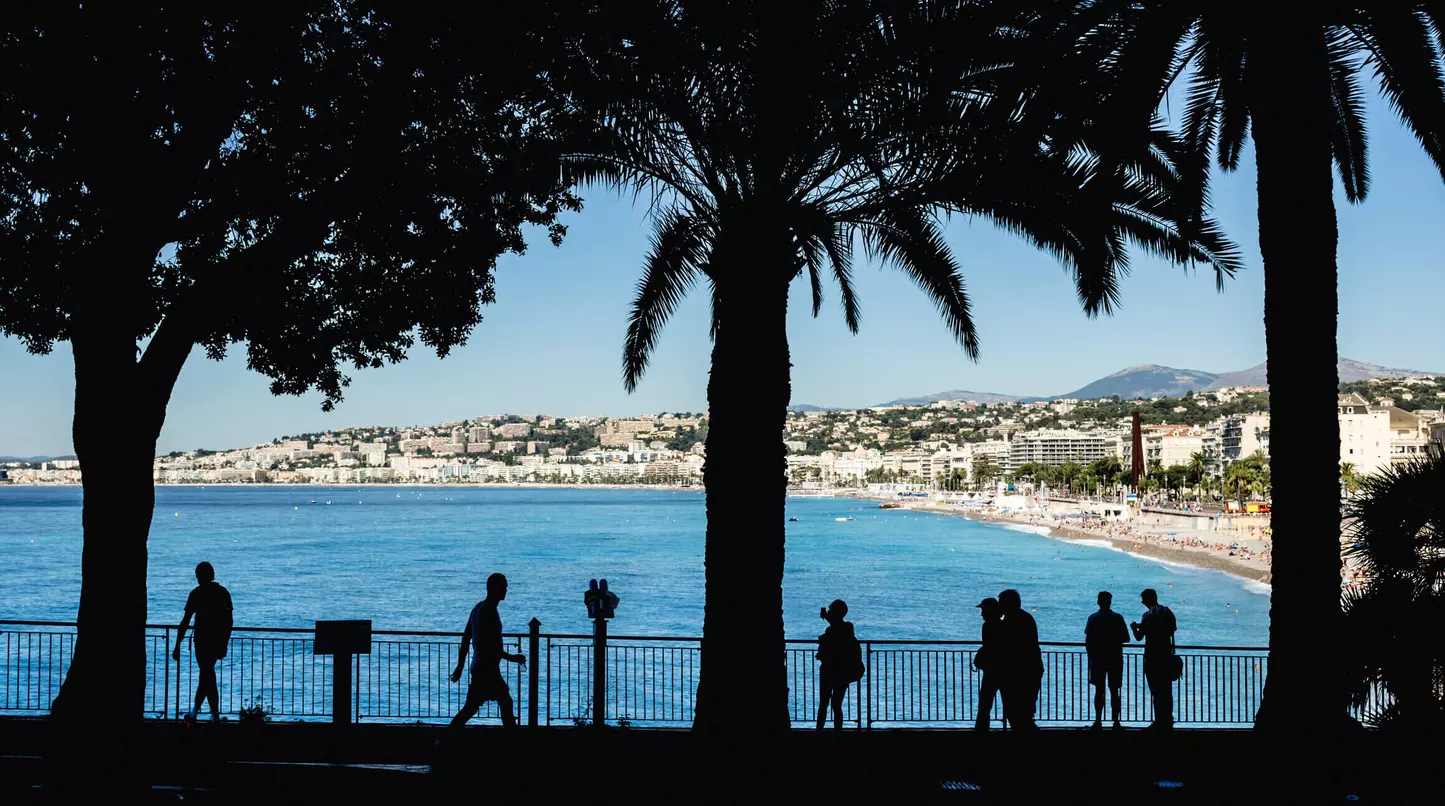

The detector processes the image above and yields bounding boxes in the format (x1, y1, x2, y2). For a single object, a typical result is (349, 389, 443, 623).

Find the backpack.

(841, 632, 866, 684)
(1159, 606, 1182, 681)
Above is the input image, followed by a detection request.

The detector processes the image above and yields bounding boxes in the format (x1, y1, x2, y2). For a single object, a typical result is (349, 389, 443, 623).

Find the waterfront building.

(1338, 393, 1390, 475)
(1005, 429, 1120, 473)
(1218, 412, 1270, 465)
(1140, 428, 1219, 471)
(1378, 405, 1431, 466)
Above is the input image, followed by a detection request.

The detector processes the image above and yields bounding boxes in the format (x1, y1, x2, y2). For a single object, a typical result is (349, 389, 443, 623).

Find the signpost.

(314, 619, 371, 725)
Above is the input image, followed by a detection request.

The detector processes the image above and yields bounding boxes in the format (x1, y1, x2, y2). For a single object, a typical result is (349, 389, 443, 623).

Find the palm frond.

(1353, 8, 1445, 186)
(622, 207, 708, 392)
(861, 206, 978, 359)
(1328, 27, 1371, 202)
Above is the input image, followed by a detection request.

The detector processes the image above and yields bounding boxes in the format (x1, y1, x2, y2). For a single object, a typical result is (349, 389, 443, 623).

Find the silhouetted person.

(815, 599, 863, 731)
(1131, 588, 1177, 730)
(973, 597, 1005, 731)
(997, 589, 1043, 730)
(171, 561, 232, 723)
(448, 573, 526, 729)
(1085, 591, 1129, 730)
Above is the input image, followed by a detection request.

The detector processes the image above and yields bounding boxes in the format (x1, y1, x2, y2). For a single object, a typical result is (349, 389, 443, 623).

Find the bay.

(0, 486, 1268, 646)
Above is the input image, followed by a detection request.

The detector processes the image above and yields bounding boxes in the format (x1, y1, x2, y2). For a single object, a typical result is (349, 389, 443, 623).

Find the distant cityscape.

(4, 376, 1443, 490)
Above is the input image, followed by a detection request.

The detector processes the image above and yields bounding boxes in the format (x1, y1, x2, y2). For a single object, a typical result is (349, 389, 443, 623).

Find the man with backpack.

(171, 561, 233, 724)
(1131, 588, 1177, 730)
(815, 599, 863, 731)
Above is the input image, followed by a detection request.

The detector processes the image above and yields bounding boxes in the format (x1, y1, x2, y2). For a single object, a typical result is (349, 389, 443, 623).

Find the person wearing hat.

(973, 597, 1005, 731)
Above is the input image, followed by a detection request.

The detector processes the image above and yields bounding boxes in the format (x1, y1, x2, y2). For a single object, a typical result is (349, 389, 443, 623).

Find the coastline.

(840, 491, 1273, 586)
(988, 513, 1272, 585)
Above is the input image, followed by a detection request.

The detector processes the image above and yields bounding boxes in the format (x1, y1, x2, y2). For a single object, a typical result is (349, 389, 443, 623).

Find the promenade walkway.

(0, 717, 1423, 804)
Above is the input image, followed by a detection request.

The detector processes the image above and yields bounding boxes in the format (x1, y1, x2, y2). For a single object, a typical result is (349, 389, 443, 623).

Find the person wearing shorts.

(1084, 591, 1128, 730)
(448, 573, 526, 728)
(172, 561, 233, 723)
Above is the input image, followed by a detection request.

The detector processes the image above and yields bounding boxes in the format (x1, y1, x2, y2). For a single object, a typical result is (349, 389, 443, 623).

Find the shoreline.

(1, 481, 700, 492)
(842, 491, 1273, 586)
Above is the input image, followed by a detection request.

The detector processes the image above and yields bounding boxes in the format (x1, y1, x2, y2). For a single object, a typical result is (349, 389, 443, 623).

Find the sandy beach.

(851, 493, 1274, 584)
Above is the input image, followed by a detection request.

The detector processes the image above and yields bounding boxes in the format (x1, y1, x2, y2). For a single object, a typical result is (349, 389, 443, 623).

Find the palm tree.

(1188, 450, 1208, 493)
(1342, 456, 1445, 732)
(1071, 0, 1445, 747)
(565, 0, 1238, 733)
(1339, 461, 1362, 495)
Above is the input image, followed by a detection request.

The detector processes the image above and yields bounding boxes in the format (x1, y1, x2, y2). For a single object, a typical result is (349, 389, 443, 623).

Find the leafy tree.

(971, 457, 1001, 490)
(0, 1, 579, 735)
(1075, 0, 1445, 758)
(567, 0, 1236, 733)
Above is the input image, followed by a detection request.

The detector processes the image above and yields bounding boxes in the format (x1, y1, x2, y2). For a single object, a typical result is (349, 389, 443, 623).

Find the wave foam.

(1061, 538, 1117, 551)
(1001, 523, 1053, 537)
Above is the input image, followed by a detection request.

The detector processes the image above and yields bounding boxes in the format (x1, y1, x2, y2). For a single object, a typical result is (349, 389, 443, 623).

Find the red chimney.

(1130, 410, 1144, 490)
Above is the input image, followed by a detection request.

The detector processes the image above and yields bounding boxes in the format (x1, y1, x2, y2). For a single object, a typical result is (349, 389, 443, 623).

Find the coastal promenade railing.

(2, 619, 1294, 728)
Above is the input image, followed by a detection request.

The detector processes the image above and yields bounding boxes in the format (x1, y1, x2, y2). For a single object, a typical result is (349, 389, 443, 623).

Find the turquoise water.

(0, 486, 1268, 645)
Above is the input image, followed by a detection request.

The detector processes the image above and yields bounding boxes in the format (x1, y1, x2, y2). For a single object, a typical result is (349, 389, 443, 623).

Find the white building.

(1006, 430, 1120, 472)
(1218, 412, 1270, 464)
(1338, 393, 1390, 475)
(1143, 430, 1219, 471)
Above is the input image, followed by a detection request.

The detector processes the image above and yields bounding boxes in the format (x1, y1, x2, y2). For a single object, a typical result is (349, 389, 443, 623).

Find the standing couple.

(973, 589, 1043, 731)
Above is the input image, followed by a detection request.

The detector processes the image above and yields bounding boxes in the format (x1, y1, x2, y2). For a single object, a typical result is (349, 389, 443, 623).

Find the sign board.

(1125, 493, 1137, 501)
(314, 620, 372, 655)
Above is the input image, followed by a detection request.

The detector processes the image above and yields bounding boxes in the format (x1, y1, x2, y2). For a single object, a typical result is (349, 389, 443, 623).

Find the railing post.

(175, 631, 183, 721)
(528, 618, 540, 728)
(163, 629, 171, 720)
(592, 617, 607, 726)
(864, 642, 872, 730)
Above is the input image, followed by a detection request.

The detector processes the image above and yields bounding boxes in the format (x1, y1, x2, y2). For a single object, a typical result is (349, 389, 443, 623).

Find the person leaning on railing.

(814, 599, 864, 731)
(1131, 588, 1178, 731)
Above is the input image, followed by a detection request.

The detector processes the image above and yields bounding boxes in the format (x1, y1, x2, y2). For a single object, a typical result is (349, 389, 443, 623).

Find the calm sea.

(0, 486, 1269, 646)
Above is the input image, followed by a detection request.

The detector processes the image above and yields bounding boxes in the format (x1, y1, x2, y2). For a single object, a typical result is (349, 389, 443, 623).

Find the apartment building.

(1143, 429, 1219, 471)
(1338, 393, 1390, 475)
(1219, 412, 1270, 464)
(1005, 429, 1120, 473)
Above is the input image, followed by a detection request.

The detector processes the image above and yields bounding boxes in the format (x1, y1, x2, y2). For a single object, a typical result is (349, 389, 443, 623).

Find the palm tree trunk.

(1247, 18, 1349, 745)
(693, 267, 792, 735)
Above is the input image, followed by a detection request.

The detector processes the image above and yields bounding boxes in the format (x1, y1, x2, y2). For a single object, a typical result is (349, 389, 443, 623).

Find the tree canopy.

(0, 2, 581, 406)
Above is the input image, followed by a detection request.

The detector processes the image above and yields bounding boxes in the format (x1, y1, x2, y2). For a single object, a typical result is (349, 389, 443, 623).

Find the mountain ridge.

(867, 357, 1440, 408)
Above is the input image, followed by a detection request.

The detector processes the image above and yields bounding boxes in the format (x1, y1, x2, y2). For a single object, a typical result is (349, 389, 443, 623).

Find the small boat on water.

(879, 502, 902, 509)
(835, 516, 854, 522)
(310, 500, 317, 504)
(788, 516, 799, 522)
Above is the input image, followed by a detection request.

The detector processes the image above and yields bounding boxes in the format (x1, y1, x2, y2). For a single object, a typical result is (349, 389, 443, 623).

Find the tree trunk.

(48, 330, 186, 793)
(693, 259, 793, 735)
(1248, 15, 1351, 750)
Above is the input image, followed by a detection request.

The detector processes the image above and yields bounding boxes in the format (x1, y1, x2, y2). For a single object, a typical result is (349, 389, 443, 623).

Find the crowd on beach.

(950, 505, 1274, 577)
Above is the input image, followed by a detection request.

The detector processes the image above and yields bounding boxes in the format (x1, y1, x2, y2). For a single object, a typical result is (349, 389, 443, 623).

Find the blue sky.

(3, 92, 1443, 457)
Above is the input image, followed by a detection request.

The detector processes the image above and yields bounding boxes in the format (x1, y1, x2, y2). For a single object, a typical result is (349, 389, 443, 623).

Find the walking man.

(973, 597, 1004, 731)
(172, 561, 233, 724)
(1131, 588, 1177, 730)
(997, 589, 1042, 730)
(448, 573, 526, 728)
(1084, 591, 1129, 730)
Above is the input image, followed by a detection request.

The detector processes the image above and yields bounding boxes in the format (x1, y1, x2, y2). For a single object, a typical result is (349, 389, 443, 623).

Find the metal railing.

(1, 619, 1298, 728)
